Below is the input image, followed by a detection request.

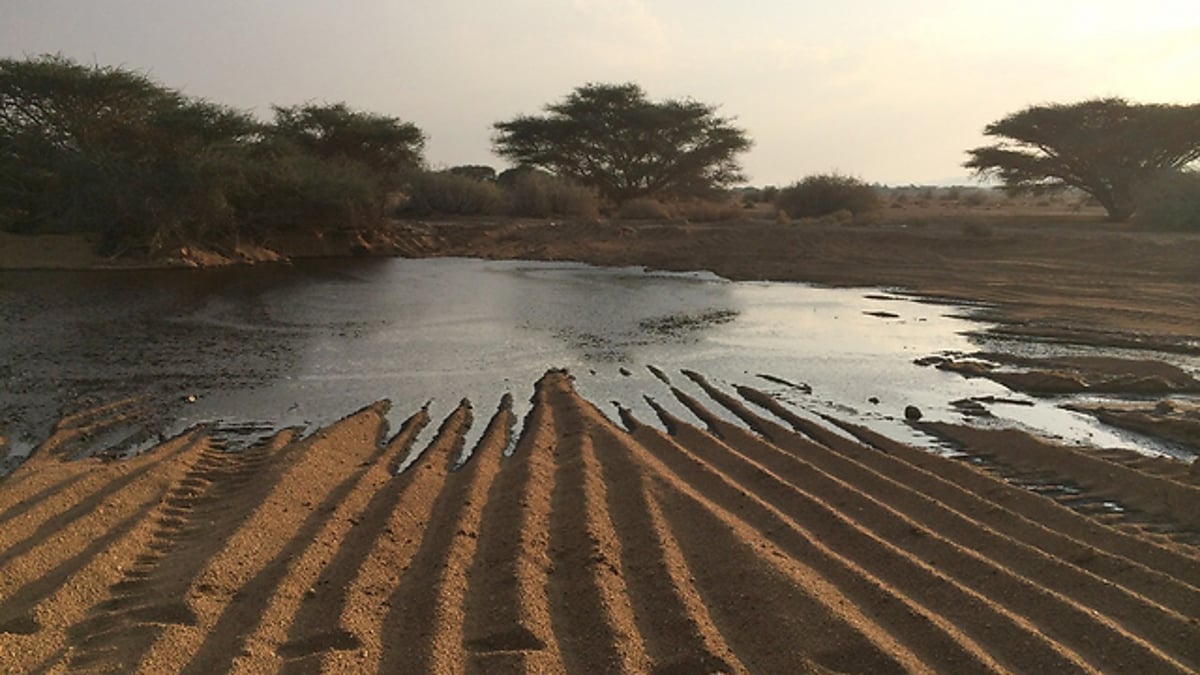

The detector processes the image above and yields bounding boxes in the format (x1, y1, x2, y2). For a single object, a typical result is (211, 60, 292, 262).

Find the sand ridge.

(1, 369, 1197, 673)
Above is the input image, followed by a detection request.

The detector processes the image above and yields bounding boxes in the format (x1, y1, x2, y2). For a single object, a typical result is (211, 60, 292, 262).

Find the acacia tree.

(492, 83, 751, 201)
(269, 102, 425, 176)
(964, 98, 1200, 221)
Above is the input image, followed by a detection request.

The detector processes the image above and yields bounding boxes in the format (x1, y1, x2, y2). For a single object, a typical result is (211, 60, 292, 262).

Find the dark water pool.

(0, 257, 1189, 464)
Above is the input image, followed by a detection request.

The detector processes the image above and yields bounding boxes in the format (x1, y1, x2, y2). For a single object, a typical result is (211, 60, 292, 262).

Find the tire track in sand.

(64, 432, 290, 672)
(129, 401, 393, 673)
(0, 429, 208, 671)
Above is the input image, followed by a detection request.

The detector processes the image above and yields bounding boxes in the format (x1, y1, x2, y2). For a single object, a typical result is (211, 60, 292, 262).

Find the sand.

(2, 216, 1199, 672)
(0, 369, 1196, 673)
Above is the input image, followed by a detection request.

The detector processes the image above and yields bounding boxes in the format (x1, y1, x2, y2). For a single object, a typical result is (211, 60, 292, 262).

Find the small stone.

(868, 397, 880, 405)
(904, 405, 923, 421)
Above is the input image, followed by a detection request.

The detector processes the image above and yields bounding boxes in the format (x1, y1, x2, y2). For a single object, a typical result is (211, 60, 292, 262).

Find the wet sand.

(2, 217, 1199, 672)
(1, 370, 1197, 673)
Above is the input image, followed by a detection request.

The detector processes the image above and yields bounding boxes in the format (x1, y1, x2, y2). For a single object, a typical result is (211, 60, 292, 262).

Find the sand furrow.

(462, 374, 563, 674)
(625, 404, 1010, 674)
(830, 417, 1200, 586)
(0, 428, 204, 597)
(268, 406, 429, 674)
(925, 422, 1200, 531)
(3, 367, 1196, 673)
(198, 406, 447, 673)
(565, 395, 751, 673)
(696, 381, 1200, 662)
(546, 396, 653, 674)
(627, 400, 1091, 674)
(127, 402, 391, 673)
(737, 384, 1200, 614)
(0, 467, 92, 530)
(604, 408, 940, 667)
(377, 398, 507, 673)
(0, 423, 208, 567)
(299, 404, 451, 673)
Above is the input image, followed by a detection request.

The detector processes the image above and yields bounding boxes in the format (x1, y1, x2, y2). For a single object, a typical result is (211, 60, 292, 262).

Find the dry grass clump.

(618, 197, 672, 220)
(508, 173, 600, 218)
(403, 171, 507, 215)
(673, 198, 744, 222)
(962, 190, 991, 207)
(402, 170, 600, 218)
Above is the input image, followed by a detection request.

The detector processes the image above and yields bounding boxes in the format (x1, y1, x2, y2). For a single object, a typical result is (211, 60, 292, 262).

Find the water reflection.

(0, 257, 1193, 463)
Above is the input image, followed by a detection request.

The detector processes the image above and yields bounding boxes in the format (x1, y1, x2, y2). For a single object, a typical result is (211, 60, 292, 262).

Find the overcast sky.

(3, 1, 1198, 186)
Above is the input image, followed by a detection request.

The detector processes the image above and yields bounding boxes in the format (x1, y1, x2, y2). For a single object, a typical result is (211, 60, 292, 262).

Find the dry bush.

(674, 198, 744, 222)
(508, 173, 599, 218)
(776, 173, 879, 218)
(828, 208, 855, 224)
(403, 171, 507, 215)
(618, 198, 672, 220)
(1135, 170, 1200, 230)
(962, 190, 990, 207)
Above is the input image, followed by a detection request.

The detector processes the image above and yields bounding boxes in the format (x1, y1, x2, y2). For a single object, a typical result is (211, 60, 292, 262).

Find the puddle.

(1, 258, 1196, 466)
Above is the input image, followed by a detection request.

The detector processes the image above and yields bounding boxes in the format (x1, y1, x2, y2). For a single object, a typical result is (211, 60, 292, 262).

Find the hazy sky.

(3, 1, 1198, 185)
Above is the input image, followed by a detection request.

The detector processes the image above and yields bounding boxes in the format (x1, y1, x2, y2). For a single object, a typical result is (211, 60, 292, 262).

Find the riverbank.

(7, 212, 1197, 347)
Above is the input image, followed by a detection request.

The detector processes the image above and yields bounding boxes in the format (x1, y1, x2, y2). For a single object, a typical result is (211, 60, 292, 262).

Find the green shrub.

(508, 173, 599, 218)
(618, 198, 672, 220)
(776, 173, 879, 218)
(403, 171, 507, 215)
(1135, 170, 1200, 230)
(232, 146, 384, 237)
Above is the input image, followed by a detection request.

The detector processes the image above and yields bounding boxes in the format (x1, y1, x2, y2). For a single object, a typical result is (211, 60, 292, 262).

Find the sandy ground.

(2, 214, 1199, 672)
(0, 370, 1197, 673)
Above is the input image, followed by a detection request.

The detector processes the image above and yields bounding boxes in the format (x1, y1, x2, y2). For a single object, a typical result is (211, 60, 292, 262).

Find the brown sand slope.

(1, 370, 1198, 673)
